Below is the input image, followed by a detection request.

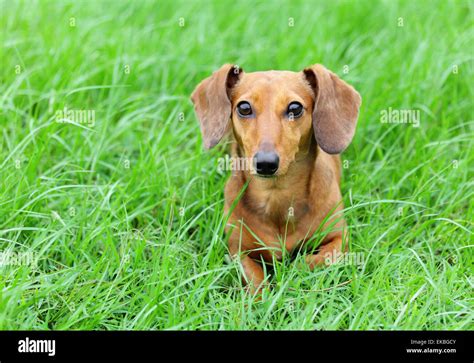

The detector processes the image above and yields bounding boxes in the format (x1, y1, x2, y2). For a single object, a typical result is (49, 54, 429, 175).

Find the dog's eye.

(287, 102, 304, 119)
(236, 101, 253, 117)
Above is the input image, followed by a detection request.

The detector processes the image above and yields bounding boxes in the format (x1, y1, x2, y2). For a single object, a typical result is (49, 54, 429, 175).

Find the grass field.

(0, 0, 473, 330)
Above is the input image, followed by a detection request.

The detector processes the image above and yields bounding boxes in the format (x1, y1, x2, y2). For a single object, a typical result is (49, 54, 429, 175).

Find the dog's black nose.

(254, 151, 279, 176)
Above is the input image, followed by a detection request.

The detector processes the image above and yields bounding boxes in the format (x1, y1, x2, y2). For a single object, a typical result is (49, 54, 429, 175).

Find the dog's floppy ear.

(303, 64, 361, 154)
(191, 64, 243, 149)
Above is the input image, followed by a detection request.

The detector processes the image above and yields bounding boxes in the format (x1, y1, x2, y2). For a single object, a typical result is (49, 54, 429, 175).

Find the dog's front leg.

(228, 230, 265, 295)
(304, 235, 345, 269)
(239, 255, 265, 295)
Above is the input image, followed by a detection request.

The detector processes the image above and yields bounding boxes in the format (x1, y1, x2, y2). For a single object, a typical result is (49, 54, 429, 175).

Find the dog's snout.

(254, 151, 279, 176)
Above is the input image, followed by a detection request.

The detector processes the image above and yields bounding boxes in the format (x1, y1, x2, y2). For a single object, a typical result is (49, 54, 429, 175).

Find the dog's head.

(191, 64, 361, 177)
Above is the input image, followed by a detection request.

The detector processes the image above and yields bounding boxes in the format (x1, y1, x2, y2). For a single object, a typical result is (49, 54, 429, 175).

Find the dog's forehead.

(233, 70, 313, 100)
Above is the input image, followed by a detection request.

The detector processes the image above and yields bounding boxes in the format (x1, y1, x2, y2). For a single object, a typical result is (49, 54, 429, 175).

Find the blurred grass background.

(0, 0, 473, 329)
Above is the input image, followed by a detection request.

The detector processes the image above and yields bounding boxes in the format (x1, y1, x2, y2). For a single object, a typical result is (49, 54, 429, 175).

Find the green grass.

(0, 0, 473, 330)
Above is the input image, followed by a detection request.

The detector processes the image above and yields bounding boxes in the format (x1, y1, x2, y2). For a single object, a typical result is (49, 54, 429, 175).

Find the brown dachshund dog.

(191, 64, 361, 294)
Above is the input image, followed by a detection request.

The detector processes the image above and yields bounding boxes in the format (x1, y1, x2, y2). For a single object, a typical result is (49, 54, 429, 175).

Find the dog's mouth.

(255, 174, 277, 179)
(251, 170, 279, 179)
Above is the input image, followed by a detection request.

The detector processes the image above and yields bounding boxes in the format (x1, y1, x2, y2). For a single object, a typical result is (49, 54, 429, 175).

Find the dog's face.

(230, 71, 314, 177)
(191, 64, 361, 178)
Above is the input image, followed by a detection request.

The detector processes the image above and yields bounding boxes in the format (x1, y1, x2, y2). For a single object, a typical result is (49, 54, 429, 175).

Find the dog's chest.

(248, 193, 317, 260)
(252, 187, 312, 230)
